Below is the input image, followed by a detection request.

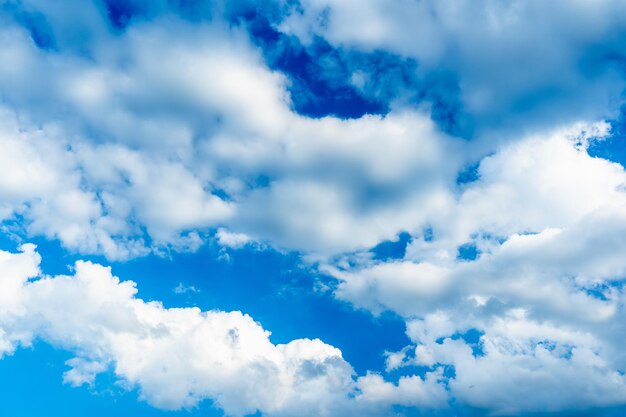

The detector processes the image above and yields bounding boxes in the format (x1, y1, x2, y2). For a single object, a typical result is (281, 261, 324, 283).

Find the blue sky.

(2, 1, 626, 416)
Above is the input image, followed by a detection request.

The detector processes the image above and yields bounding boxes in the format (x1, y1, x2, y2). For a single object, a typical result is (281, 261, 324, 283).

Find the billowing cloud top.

(1, 1, 626, 416)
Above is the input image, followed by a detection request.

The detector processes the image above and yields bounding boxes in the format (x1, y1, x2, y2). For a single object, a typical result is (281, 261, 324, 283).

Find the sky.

(2, 1, 626, 416)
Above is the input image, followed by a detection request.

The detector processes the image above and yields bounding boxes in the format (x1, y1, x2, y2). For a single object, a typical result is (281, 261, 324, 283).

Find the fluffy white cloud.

(354, 371, 448, 410)
(216, 228, 253, 249)
(0, 15, 466, 259)
(0, 245, 445, 417)
(324, 123, 626, 414)
(1, 0, 623, 263)
(2, 3, 626, 416)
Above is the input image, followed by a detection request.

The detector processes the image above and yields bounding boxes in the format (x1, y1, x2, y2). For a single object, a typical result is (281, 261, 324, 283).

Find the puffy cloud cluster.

(1, 1, 626, 416)
(0, 13, 466, 259)
(325, 124, 626, 414)
(2, 1, 625, 261)
(0, 244, 446, 417)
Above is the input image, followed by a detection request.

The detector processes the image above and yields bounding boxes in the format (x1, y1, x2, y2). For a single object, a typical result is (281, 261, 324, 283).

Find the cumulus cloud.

(4, 1, 622, 262)
(324, 122, 626, 414)
(2, 2, 626, 416)
(0, 244, 445, 417)
(216, 228, 254, 250)
(0, 13, 467, 259)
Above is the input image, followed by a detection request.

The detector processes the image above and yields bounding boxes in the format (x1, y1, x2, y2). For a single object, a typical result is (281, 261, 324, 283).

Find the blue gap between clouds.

(456, 161, 481, 185)
(1, 2, 57, 50)
(103, 0, 144, 30)
(371, 232, 411, 261)
(244, 11, 472, 134)
(457, 243, 479, 261)
(588, 106, 626, 168)
(241, 11, 386, 119)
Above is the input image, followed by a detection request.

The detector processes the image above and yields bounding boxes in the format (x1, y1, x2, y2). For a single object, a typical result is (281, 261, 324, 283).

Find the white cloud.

(408, 315, 626, 415)
(173, 282, 199, 294)
(326, 261, 452, 316)
(280, 0, 626, 131)
(0, 245, 445, 417)
(354, 371, 448, 410)
(1, 0, 624, 263)
(216, 228, 253, 249)
(2, 3, 626, 415)
(324, 122, 626, 414)
(0, 17, 466, 259)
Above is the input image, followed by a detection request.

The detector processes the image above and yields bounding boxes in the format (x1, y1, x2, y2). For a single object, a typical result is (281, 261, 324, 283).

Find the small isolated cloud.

(216, 228, 253, 249)
(173, 282, 200, 295)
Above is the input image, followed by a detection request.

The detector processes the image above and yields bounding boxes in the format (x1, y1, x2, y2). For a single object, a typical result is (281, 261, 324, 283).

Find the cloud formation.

(1, 1, 626, 416)
(0, 14, 465, 259)
(327, 124, 626, 414)
(281, 0, 626, 133)
(0, 244, 446, 417)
